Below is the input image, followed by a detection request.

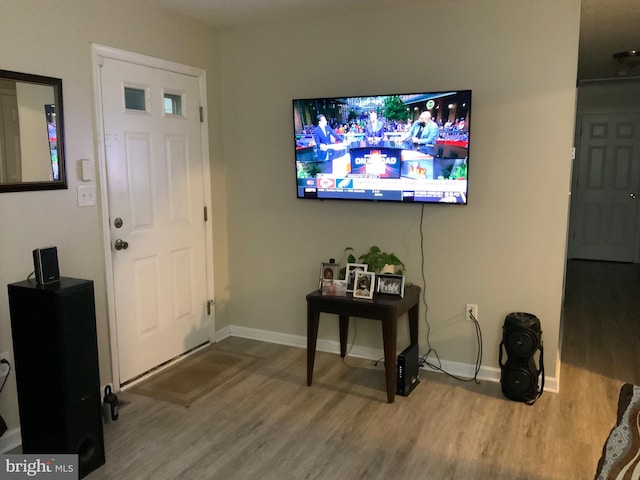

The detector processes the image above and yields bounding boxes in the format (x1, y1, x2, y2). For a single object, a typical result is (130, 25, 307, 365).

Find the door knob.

(114, 239, 129, 250)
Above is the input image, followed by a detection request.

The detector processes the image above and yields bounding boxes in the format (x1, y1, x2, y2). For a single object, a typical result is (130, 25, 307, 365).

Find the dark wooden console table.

(306, 284, 420, 403)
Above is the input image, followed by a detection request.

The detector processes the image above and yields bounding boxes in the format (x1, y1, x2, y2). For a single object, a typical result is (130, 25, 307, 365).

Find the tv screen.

(293, 90, 471, 204)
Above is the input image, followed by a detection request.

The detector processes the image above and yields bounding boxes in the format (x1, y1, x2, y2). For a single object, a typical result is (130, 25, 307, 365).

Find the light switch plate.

(78, 185, 96, 207)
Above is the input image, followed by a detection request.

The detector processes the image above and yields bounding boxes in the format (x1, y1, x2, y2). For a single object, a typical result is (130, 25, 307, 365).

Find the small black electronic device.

(32, 246, 60, 285)
(397, 343, 420, 396)
(102, 385, 119, 423)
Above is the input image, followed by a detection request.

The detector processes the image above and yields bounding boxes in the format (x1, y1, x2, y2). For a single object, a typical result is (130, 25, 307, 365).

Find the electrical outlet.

(0, 352, 10, 377)
(466, 304, 478, 322)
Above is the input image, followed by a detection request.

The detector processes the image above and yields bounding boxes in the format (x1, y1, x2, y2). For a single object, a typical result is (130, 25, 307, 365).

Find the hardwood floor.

(87, 260, 640, 480)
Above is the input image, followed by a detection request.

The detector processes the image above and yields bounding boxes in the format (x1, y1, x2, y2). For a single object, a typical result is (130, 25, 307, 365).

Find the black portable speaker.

(499, 312, 544, 404)
(32, 246, 60, 285)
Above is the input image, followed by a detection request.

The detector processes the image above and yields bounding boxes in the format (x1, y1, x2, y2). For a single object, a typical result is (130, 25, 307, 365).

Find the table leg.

(307, 304, 320, 386)
(408, 302, 419, 346)
(339, 315, 349, 358)
(381, 315, 398, 403)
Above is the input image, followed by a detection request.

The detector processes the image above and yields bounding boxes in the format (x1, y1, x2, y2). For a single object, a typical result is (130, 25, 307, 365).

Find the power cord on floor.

(417, 204, 483, 383)
(342, 321, 386, 369)
(341, 204, 483, 379)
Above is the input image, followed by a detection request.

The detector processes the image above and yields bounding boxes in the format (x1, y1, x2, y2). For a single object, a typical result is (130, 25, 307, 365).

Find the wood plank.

(86, 260, 640, 480)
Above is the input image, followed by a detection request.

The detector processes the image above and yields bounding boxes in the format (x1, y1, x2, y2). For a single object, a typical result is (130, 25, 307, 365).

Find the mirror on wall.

(0, 69, 67, 193)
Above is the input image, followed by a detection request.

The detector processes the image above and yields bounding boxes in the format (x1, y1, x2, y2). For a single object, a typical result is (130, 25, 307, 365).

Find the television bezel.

(292, 89, 472, 205)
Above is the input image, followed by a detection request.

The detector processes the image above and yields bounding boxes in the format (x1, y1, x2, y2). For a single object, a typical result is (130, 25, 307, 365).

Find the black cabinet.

(7, 277, 105, 478)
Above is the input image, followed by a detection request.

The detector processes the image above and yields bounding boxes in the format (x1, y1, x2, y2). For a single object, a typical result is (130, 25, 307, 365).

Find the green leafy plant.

(358, 246, 405, 274)
(383, 95, 410, 122)
(338, 246, 404, 278)
(450, 162, 467, 180)
(297, 162, 323, 178)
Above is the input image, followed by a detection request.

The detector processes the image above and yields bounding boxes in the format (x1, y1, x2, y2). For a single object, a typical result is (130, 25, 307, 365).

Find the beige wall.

(0, 0, 227, 435)
(0, 0, 581, 447)
(220, 0, 580, 381)
(15, 83, 55, 182)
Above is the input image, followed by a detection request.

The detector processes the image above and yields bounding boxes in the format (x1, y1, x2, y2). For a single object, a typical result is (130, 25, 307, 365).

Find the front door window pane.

(164, 93, 182, 115)
(124, 87, 146, 111)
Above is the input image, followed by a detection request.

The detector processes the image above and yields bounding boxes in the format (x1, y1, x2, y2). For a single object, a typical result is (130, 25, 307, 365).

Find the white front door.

(569, 112, 640, 262)
(99, 56, 210, 383)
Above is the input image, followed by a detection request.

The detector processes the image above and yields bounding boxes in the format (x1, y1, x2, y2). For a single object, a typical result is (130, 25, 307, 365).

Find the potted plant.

(338, 246, 405, 278)
(358, 245, 405, 274)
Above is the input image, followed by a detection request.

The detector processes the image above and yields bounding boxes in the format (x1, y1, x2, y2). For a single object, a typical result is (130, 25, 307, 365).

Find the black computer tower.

(7, 277, 105, 478)
(397, 343, 420, 396)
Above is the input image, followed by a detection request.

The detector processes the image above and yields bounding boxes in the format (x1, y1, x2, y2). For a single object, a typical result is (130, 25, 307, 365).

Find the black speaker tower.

(7, 277, 105, 478)
(499, 312, 544, 404)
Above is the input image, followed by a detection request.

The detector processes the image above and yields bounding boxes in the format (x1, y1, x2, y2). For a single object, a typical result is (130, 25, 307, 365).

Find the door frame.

(569, 106, 640, 263)
(91, 44, 215, 389)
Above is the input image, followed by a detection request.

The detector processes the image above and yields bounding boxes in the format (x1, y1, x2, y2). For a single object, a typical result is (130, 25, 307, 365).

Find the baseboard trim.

(219, 325, 558, 393)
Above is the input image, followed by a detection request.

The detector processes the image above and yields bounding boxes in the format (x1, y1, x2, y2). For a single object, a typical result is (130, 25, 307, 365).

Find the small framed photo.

(376, 274, 405, 297)
(345, 263, 368, 292)
(322, 279, 347, 296)
(319, 262, 340, 288)
(353, 271, 375, 299)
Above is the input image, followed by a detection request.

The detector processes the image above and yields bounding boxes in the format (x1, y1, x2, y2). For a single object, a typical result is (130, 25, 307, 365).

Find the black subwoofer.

(7, 278, 105, 478)
(499, 312, 544, 404)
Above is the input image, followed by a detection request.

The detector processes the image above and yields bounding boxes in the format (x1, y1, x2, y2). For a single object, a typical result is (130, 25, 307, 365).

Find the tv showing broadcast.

(293, 90, 471, 204)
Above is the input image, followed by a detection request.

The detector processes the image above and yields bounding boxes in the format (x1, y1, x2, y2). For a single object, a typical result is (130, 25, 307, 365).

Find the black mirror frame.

(0, 69, 67, 193)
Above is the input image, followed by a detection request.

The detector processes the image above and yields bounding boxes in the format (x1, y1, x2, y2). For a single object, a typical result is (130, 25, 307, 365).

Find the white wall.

(0, 0, 227, 438)
(220, 0, 580, 382)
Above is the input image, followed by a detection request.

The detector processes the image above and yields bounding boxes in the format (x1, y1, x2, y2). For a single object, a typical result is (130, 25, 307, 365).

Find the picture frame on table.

(353, 271, 375, 299)
(318, 262, 340, 289)
(345, 263, 367, 292)
(321, 279, 347, 296)
(376, 273, 405, 297)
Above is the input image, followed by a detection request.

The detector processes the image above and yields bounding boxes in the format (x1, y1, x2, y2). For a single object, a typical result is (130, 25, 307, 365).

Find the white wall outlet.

(0, 352, 11, 377)
(466, 304, 478, 322)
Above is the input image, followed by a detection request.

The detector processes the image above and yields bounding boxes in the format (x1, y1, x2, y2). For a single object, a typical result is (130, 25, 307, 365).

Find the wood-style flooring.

(87, 260, 640, 480)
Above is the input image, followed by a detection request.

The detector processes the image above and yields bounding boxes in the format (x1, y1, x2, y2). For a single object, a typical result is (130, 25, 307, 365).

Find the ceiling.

(139, 0, 640, 82)
(579, 0, 640, 81)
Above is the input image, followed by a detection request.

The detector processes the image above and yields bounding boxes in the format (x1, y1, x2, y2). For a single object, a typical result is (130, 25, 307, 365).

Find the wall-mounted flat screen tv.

(293, 90, 471, 204)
